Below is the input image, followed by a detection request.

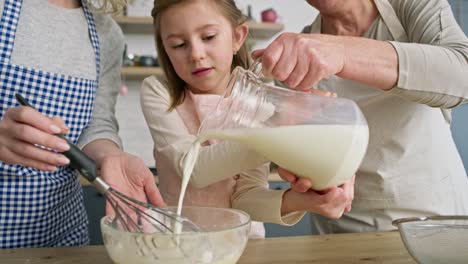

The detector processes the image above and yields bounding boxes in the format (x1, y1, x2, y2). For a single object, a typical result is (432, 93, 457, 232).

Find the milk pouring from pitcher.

(197, 62, 369, 190)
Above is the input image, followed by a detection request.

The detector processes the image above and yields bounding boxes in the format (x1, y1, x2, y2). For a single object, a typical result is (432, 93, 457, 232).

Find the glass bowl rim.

(100, 205, 251, 237)
(392, 215, 468, 226)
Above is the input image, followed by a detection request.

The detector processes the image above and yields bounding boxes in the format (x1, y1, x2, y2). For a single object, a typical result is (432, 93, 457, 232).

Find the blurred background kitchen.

(83, 0, 468, 244)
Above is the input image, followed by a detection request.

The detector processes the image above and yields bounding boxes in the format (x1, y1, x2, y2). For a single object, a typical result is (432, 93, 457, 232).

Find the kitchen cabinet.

(83, 186, 105, 245)
(452, 105, 468, 175)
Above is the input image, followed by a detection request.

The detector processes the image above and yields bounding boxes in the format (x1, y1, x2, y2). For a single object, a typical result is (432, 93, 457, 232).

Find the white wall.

(117, 0, 317, 166)
(235, 0, 316, 48)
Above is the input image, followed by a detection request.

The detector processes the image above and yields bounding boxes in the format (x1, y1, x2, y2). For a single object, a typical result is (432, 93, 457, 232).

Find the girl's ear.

(232, 22, 249, 53)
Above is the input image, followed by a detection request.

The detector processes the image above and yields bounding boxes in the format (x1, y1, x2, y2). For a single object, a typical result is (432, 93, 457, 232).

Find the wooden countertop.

(0, 231, 415, 263)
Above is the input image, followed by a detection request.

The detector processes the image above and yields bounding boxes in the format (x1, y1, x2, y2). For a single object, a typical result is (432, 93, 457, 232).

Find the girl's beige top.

(304, 0, 468, 233)
(140, 76, 304, 238)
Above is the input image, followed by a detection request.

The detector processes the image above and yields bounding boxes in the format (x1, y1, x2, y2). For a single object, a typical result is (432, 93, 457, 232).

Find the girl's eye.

(203, 34, 216, 41)
(172, 43, 185, 49)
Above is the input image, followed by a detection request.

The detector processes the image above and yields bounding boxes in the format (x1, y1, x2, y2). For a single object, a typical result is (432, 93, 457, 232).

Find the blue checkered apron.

(0, 0, 100, 248)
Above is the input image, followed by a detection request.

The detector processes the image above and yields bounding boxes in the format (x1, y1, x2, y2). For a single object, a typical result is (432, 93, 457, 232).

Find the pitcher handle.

(249, 59, 263, 77)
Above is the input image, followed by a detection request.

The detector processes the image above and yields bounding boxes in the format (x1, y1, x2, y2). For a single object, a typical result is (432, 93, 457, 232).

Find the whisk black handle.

(15, 93, 98, 182)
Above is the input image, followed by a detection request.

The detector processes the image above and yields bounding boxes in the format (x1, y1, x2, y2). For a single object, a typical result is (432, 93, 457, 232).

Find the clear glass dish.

(101, 206, 251, 264)
(393, 215, 468, 264)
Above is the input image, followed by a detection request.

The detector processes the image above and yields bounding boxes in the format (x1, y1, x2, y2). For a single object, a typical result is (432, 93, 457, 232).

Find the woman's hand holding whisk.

(0, 105, 70, 171)
(99, 151, 166, 216)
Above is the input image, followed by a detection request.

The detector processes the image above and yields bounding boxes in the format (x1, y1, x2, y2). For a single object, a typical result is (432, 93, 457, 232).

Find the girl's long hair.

(152, 0, 250, 110)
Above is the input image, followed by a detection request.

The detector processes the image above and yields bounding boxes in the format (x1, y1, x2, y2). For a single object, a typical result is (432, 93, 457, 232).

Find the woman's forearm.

(336, 36, 399, 91)
(253, 33, 399, 91)
(82, 139, 122, 166)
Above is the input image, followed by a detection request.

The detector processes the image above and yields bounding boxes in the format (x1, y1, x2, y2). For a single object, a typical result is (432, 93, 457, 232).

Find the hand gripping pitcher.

(197, 62, 369, 190)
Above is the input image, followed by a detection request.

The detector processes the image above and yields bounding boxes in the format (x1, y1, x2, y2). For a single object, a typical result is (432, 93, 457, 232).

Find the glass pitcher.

(198, 62, 369, 190)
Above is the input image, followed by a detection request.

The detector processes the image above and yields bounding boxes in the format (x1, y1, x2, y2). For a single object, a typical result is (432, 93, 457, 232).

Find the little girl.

(141, 0, 354, 238)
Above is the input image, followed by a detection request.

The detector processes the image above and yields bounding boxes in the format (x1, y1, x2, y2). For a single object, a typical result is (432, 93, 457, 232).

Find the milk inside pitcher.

(198, 64, 369, 190)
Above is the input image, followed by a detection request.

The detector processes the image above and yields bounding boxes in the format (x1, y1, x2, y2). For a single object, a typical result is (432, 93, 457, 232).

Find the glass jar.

(198, 63, 369, 190)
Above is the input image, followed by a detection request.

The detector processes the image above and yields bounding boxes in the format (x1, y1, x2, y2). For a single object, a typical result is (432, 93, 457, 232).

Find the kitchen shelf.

(248, 21, 284, 39)
(121, 66, 163, 78)
(114, 16, 153, 24)
(113, 16, 284, 39)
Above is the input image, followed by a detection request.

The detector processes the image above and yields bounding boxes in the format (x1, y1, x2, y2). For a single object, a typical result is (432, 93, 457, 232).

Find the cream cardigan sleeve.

(232, 163, 305, 225)
(388, 0, 468, 108)
(140, 76, 269, 188)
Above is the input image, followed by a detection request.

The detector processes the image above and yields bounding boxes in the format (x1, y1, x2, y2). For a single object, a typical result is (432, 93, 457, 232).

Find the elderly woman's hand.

(281, 174, 355, 219)
(252, 32, 346, 90)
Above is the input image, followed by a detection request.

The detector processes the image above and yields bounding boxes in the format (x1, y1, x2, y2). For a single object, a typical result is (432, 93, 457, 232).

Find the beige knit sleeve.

(231, 163, 305, 225)
(388, 0, 468, 108)
(77, 18, 124, 149)
(140, 76, 269, 188)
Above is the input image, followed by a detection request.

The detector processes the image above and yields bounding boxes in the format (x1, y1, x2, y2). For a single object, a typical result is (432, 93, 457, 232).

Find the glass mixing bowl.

(393, 215, 468, 264)
(101, 206, 250, 264)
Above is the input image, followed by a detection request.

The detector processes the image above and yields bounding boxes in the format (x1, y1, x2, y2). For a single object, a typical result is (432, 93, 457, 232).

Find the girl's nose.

(190, 41, 206, 61)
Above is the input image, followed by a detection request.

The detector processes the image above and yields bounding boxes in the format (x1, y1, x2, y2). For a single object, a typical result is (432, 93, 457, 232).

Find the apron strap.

(81, 0, 101, 81)
(374, 0, 409, 42)
(0, 0, 22, 62)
